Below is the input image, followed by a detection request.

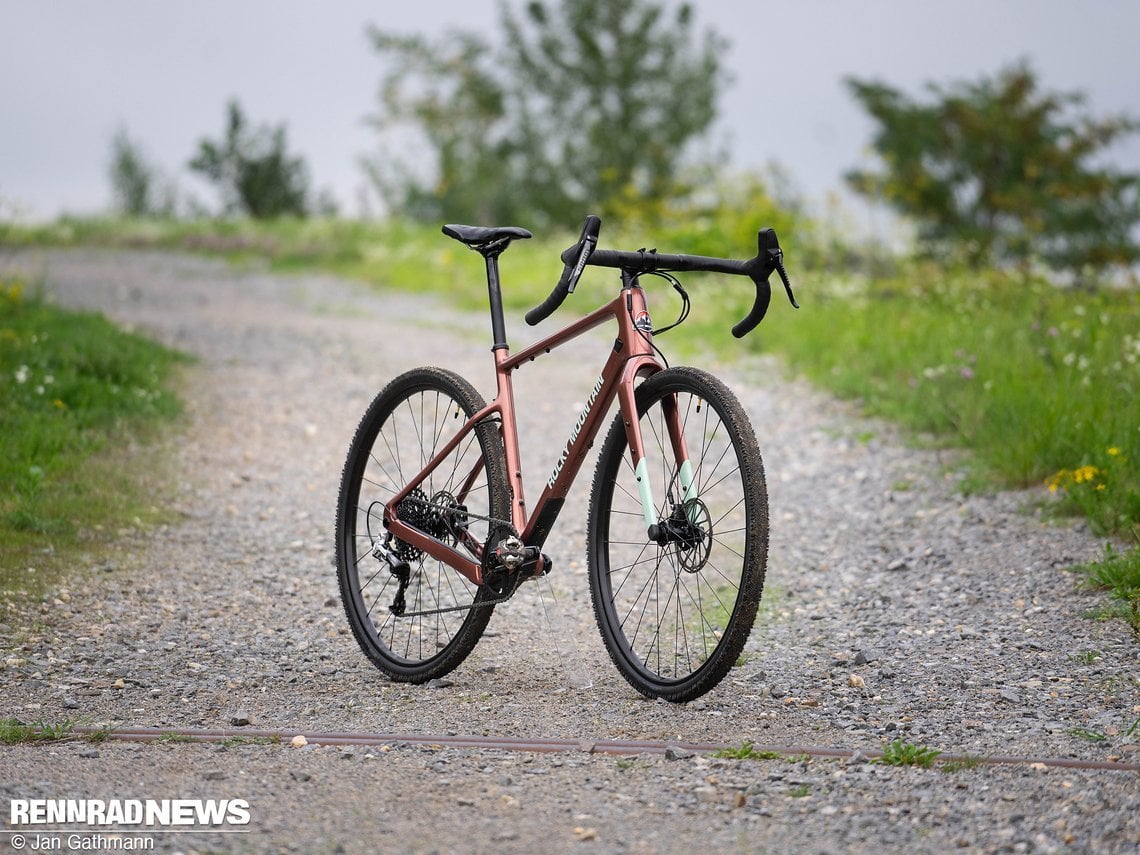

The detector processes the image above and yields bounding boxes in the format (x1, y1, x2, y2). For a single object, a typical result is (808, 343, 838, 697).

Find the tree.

(189, 100, 310, 218)
(361, 29, 518, 224)
(503, 0, 726, 224)
(364, 0, 726, 227)
(108, 128, 175, 217)
(845, 62, 1140, 276)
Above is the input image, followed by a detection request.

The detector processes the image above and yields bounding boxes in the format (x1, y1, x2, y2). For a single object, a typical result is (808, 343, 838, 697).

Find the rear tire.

(335, 367, 509, 682)
(587, 367, 768, 702)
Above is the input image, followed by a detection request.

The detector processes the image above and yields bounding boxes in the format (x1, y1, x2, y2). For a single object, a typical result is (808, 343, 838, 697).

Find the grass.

(1073, 543, 1140, 633)
(755, 261, 1140, 624)
(0, 274, 187, 594)
(711, 741, 810, 763)
(0, 717, 75, 744)
(939, 755, 983, 773)
(875, 740, 942, 768)
(712, 740, 786, 761)
(1066, 727, 1109, 743)
(758, 263, 1139, 526)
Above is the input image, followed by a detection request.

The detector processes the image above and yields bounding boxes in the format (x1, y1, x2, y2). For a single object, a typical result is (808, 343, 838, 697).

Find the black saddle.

(442, 224, 532, 256)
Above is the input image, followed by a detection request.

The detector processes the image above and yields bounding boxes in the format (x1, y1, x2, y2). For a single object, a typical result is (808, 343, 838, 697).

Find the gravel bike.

(335, 215, 797, 702)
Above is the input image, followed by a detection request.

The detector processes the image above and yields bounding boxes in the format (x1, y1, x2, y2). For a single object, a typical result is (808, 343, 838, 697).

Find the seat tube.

(485, 254, 509, 351)
(493, 349, 527, 531)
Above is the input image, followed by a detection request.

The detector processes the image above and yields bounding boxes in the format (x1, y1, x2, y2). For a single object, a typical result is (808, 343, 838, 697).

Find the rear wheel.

(587, 367, 768, 702)
(335, 367, 509, 682)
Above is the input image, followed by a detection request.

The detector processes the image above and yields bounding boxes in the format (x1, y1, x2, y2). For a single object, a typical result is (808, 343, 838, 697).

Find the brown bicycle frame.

(382, 281, 690, 586)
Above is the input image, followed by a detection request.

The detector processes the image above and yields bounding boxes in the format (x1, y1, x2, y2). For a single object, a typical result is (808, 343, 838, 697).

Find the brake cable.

(625, 268, 691, 370)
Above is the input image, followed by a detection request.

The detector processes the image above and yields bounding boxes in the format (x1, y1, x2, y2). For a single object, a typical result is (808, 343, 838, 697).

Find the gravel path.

(1, 248, 1137, 854)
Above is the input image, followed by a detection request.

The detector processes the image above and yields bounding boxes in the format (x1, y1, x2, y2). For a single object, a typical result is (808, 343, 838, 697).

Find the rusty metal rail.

(66, 726, 1140, 772)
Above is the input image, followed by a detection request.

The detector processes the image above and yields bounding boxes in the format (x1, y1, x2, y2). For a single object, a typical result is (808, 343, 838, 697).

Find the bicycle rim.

(588, 367, 768, 701)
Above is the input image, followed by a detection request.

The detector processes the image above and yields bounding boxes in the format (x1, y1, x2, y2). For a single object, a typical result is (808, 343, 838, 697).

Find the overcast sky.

(3, 0, 1139, 222)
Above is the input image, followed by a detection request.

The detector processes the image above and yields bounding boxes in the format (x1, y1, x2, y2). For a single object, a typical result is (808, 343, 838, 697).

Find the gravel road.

(1, 248, 1137, 854)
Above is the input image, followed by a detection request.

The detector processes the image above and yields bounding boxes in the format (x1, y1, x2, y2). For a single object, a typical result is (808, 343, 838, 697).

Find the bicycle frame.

(383, 277, 691, 587)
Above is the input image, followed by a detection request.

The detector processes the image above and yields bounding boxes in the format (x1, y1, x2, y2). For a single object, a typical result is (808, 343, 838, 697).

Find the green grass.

(0, 717, 75, 744)
(875, 740, 943, 768)
(712, 740, 786, 761)
(758, 264, 1139, 527)
(1073, 544, 1140, 632)
(756, 262, 1140, 624)
(0, 275, 187, 594)
(939, 755, 983, 773)
(1066, 726, 1109, 743)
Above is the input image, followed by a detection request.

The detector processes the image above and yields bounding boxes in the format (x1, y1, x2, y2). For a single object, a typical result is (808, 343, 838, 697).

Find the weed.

(939, 755, 983, 773)
(788, 785, 811, 798)
(875, 740, 942, 768)
(153, 731, 195, 744)
(1067, 727, 1108, 743)
(1071, 650, 1102, 665)
(0, 718, 74, 744)
(711, 743, 793, 761)
(758, 265, 1139, 544)
(1073, 543, 1140, 633)
(83, 726, 113, 744)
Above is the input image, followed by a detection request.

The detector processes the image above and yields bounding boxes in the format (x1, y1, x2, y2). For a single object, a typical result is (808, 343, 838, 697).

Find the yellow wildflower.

(1071, 466, 1100, 484)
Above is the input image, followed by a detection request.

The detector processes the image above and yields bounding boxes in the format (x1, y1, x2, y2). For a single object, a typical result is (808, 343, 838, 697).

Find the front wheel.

(587, 367, 768, 702)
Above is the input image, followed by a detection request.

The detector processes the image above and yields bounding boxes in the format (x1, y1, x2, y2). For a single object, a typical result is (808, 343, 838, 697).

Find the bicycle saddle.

(442, 224, 533, 250)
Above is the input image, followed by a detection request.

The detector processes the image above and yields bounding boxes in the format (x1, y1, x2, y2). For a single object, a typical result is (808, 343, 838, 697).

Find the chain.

(391, 575, 525, 618)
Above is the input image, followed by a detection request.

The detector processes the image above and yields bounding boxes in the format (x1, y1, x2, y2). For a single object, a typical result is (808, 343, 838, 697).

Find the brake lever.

(769, 248, 799, 309)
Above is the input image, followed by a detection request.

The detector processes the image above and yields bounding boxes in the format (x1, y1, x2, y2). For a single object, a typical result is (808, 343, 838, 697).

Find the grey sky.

(3, 0, 1139, 221)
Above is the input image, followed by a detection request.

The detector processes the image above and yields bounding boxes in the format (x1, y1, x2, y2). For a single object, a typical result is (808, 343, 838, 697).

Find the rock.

(853, 649, 879, 665)
(998, 688, 1022, 704)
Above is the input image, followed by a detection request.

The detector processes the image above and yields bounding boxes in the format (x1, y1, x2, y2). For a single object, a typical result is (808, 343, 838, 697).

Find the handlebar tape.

(732, 274, 773, 338)
(525, 215, 601, 326)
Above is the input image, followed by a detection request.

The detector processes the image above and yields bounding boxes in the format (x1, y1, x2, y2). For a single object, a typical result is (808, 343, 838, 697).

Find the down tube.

(521, 353, 661, 547)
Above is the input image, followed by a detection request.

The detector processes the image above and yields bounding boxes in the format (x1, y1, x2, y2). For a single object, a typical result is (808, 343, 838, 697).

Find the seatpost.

(484, 251, 509, 351)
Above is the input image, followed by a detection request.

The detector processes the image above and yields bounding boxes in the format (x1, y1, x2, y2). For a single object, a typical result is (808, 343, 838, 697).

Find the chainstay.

(382, 496, 523, 618)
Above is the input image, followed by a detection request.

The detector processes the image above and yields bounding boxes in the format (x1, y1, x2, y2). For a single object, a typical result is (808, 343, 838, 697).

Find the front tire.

(587, 367, 768, 702)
